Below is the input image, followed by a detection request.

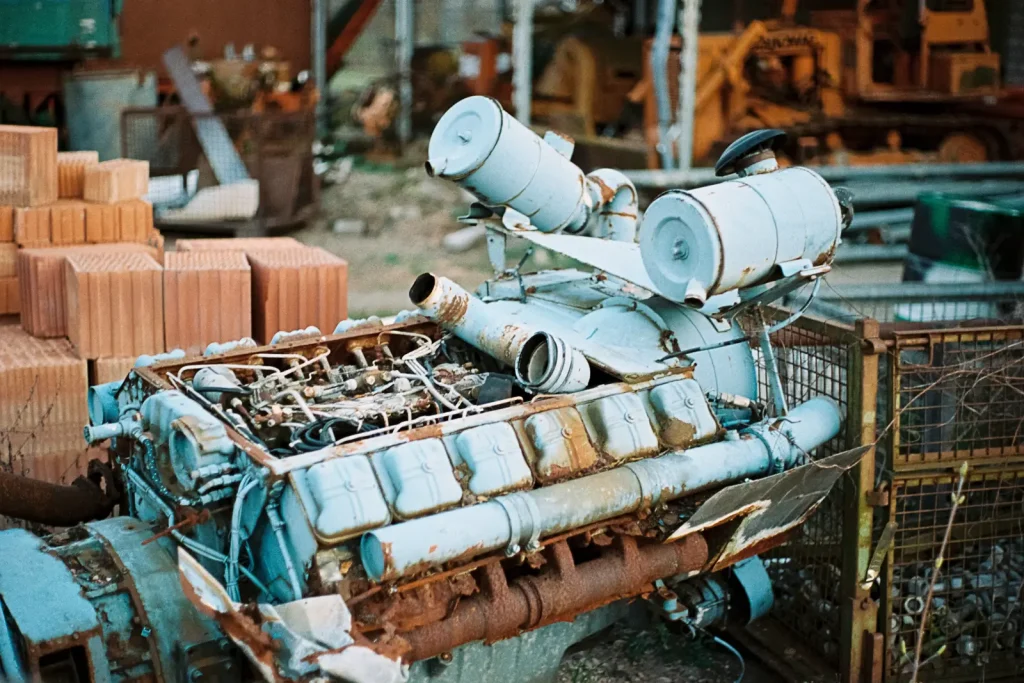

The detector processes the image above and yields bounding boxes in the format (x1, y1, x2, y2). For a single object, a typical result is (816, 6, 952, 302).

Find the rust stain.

(592, 176, 617, 204)
(813, 244, 836, 266)
(659, 418, 696, 449)
(434, 290, 470, 325)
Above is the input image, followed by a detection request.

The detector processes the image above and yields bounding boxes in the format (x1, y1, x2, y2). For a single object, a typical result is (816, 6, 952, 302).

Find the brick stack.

(65, 251, 164, 360)
(0, 324, 90, 478)
(0, 125, 57, 207)
(57, 151, 99, 198)
(248, 247, 348, 343)
(0, 125, 162, 322)
(83, 160, 149, 204)
(164, 251, 252, 355)
(176, 236, 306, 253)
(18, 243, 159, 338)
(1, 134, 353, 488)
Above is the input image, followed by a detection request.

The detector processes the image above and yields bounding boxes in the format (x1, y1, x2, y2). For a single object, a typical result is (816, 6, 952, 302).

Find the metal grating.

(887, 470, 1024, 682)
(888, 328, 1024, 471)
(800, 281, 1024, 326)
(752, 310, 857, 665)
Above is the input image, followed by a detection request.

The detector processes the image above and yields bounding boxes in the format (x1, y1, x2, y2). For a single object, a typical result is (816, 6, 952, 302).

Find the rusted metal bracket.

(865, 484, 890, 507)
(861, 521, 896, 590)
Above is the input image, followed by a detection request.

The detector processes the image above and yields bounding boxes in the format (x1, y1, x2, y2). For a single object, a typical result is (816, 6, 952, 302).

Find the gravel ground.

(556, 622, 779, 683)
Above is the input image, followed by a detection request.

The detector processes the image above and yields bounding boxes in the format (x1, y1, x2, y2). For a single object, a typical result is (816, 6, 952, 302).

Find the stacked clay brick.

(0, 125, 164, 485)
(0, 125, 163, 318)
(176, 237, 349, 344)
(0, 320, 95, 484)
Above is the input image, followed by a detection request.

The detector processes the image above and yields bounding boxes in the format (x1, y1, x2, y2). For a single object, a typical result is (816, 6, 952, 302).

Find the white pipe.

(515, 331, 590, 393)
(585, 168, 639, 242)
(676, 0, 701, 170)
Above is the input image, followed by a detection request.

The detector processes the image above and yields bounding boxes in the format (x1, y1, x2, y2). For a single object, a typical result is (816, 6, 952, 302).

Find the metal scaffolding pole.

(311, 0, 327, 134)
(512, 0, 534, 125)
(396, 0, 415, 146)
(676, 0, 701, 170)
(651, 0, 677, 169)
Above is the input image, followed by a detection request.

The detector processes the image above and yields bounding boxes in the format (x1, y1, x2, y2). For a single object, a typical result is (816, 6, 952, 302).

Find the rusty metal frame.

(840, 319, 883, 683)
(872, 321, 1024, 683)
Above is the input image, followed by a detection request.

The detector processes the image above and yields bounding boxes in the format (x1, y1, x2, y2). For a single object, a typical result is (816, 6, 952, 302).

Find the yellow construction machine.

(534, 0, 1014, 168)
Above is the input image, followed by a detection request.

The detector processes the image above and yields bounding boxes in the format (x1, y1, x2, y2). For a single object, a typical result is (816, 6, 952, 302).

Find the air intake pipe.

(361, 396, 843, 581)
(427, 96, 638, 241)
(411, 274, 591, 393)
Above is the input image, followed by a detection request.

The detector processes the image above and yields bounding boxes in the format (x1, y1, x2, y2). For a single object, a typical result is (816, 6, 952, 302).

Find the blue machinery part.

(361, 397, 842, 581)
(0, 95, 856, 682)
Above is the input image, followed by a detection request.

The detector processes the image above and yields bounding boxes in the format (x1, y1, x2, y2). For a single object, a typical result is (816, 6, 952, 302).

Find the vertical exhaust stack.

(427, 96, 639, 241)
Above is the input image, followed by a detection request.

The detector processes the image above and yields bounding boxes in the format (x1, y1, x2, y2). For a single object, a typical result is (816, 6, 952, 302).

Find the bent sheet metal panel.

(667, 447, 869, 571)
(0, 530, 106, 681)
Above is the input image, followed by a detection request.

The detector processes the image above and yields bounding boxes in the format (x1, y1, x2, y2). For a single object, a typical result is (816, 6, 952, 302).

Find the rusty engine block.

(0, 98, 857, 683)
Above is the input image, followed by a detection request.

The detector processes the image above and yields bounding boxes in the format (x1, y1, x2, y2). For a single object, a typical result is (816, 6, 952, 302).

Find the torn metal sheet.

(178, 550, 408, 683)
(667, 446, 869, 571)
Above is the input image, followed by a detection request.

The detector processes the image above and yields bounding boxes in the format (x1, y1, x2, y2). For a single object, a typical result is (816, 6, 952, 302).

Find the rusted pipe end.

(0, 465, 118, 527)
(409, 273, 437, 307)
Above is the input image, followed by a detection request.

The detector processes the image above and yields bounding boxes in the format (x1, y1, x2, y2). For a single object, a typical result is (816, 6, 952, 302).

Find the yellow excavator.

(533, 0, 1014, 167)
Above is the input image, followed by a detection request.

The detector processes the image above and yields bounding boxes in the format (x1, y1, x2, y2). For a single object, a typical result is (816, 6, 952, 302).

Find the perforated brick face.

(164, 250, 252, 353)
(0, 125, 58, 207)
(64, 251, 165, 359)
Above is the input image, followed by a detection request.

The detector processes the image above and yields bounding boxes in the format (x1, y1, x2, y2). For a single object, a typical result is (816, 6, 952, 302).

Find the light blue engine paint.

(361, 396, 842, 581)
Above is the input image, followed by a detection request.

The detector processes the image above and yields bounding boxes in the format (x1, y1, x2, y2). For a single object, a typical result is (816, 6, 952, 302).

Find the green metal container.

(904, 191, 1024, 283)
(0, 0, 120, 59)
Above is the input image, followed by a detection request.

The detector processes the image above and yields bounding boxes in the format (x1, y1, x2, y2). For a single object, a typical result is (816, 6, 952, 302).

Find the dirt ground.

(294, 161, 498, 318)
(555, 622, 781, 683)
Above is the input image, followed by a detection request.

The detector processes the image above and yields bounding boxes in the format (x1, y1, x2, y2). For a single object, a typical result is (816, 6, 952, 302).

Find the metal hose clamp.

(625, 459, 669, 508)
(741, 426, 789, 475)
(496, 492, 542, 556)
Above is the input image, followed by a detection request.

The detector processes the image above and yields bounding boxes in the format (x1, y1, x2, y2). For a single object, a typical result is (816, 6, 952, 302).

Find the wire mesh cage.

(885, 328, 1024, 472)
(744, 310, 861, 666)
(121, 106, 318, 234)
(886, 469, 1024, 682)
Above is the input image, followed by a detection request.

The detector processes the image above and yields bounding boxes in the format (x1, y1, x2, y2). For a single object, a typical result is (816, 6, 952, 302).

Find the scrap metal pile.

(0, 97, 860, 683)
